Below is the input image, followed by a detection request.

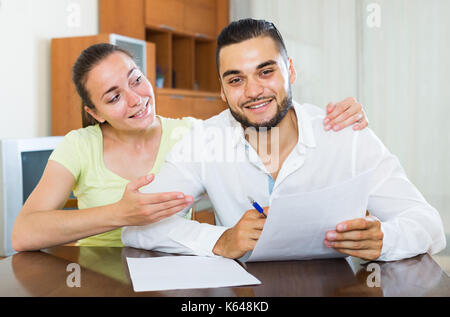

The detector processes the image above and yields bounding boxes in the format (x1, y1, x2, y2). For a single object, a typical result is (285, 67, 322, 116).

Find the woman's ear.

(83, 106, 105, 123)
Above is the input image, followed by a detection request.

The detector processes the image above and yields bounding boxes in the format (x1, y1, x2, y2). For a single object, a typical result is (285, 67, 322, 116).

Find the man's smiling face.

(219, 36, 296, 129)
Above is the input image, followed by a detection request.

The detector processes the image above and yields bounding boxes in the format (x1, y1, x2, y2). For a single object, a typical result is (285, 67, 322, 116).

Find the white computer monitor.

(109, 34, 147, 76)
(0, 136, 63, 256)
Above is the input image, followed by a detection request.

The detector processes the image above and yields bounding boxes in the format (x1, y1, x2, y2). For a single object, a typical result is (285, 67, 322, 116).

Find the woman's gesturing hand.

(114, 174, 194, 226)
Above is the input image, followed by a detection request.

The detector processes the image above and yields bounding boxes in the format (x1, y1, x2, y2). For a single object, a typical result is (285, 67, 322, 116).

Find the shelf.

(172, 34, 195, 90)
(156, 88, 220, 98)
(146, 24, 215, 41)
(146, 29, 172, 89)
(147, 28, 219, 92)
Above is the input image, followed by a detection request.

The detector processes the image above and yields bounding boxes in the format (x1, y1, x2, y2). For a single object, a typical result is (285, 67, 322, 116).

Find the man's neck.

(246, 107, 299, 179)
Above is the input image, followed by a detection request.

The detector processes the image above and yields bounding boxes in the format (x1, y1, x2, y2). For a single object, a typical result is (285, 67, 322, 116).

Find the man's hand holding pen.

(213, 207, 269, 259)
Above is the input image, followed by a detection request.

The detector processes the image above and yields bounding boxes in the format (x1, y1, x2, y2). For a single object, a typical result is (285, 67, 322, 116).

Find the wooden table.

(1, 246, 449, 297)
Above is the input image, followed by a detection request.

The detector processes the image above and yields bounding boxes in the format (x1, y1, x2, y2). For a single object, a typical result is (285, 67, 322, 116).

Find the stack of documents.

(127, 256, 261, 292)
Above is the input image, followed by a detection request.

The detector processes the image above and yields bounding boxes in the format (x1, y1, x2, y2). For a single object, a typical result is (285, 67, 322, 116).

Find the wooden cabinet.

(144, 0, 217, 37)
(144, 0, 184, 31)
(155, 89, 226, 120)
(99, 0, 229, 119)
(156, 93, 194, 119)
(51, 35, 156, 136)
(193, 95, 227, 119)
(99, 0, 146, 40)
(184, 0, 216, 37)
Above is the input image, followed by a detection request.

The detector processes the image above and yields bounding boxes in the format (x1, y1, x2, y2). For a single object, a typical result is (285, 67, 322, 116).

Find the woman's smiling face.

(84, 52, 156, 132)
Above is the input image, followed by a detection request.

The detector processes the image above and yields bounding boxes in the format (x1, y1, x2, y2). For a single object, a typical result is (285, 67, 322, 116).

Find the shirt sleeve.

(355, 129, 446, 261)
(48, 130, 82, 181)
(121, 121, 229, 256)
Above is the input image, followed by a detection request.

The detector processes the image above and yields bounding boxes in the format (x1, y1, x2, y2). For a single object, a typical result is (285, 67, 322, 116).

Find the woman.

(11, 43, 368, 251)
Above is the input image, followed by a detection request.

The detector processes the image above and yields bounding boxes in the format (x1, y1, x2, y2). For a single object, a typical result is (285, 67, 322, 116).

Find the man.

(122, 19, 445, 261)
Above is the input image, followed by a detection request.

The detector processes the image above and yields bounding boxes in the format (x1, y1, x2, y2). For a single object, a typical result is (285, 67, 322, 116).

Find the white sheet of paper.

(127, 256, 261, 292)
(247, 171, 373, 262)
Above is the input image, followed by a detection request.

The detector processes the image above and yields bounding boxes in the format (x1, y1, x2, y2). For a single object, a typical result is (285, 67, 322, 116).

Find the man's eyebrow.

(101, 67, 138, 99)
(256, 60, 277, 70)
(222, 69, 241, 79)
(221, 60, 278, 79)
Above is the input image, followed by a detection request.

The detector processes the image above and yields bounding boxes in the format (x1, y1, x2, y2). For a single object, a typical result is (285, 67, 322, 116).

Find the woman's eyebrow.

(127, 67, 138, 78)
(102, 86, 119, 99)
(101, 67, 138, 99)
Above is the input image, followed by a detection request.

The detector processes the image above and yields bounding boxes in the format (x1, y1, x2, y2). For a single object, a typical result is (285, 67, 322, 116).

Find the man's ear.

(84, 106, 105, 123)
(288, 57, 297, 85)
(220, 86, 227, 103)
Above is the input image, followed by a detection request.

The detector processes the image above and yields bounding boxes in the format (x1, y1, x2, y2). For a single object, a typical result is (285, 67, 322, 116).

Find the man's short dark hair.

(216, 18, 289, 77)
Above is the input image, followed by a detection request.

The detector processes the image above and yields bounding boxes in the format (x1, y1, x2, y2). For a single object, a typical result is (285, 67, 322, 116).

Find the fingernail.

(325, 124, 331, 130)
(177, 194, 184, 199)
(338, 224, 346, 231)
(333, 125, 340, 131)
(324, 240, 333, 247)
(323, 117, 330, 124)
(185, 197, 193, 202)
(327, 232, 336, 240)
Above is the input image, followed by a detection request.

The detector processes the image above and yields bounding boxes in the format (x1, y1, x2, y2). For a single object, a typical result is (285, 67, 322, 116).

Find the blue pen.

(248, 196, 267, 218)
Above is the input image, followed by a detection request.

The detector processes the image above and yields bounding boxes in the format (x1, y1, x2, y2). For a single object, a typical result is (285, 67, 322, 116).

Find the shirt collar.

(227, 101, 317, 150)
(293, 101, 317, 149)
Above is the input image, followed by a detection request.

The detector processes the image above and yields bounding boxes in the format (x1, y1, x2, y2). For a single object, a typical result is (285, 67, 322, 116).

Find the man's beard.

(227, 86, 293, 130)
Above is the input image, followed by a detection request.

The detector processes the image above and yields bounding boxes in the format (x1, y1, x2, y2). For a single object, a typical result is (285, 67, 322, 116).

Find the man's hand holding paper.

(325, 216, 384, 261)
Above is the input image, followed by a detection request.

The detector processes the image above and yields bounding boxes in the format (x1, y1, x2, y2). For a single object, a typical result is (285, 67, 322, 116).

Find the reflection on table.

(0, 246, 448, 296)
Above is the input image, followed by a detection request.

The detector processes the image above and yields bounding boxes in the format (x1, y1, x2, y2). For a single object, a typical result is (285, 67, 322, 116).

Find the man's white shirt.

(122, 102, 446, 261)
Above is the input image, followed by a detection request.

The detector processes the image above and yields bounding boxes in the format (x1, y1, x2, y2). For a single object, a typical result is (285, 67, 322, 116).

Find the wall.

(0, 0, 98, 139)
(358, 0, 450, 226)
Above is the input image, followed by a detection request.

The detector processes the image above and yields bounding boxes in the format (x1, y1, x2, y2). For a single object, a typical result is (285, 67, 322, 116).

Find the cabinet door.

(192, 95, 227, 120)
(156, 94, 194, 119)
(184, 0, 216, 37)
(99, 0, 145, 40)
(145, 0, 184, 31)
(51, 35, 110, 136)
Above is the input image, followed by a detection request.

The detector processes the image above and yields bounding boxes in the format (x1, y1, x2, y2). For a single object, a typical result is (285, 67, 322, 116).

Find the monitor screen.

(115, 39, 146, 74)
(21, 150, 53, 204)
(110, 34, 147, 76)
(0, 136, 64, 256)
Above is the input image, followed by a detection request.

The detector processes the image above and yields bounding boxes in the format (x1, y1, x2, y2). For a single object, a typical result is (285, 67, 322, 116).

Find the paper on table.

(127, 256, 261, 292)
(247, 171, 373, 262)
